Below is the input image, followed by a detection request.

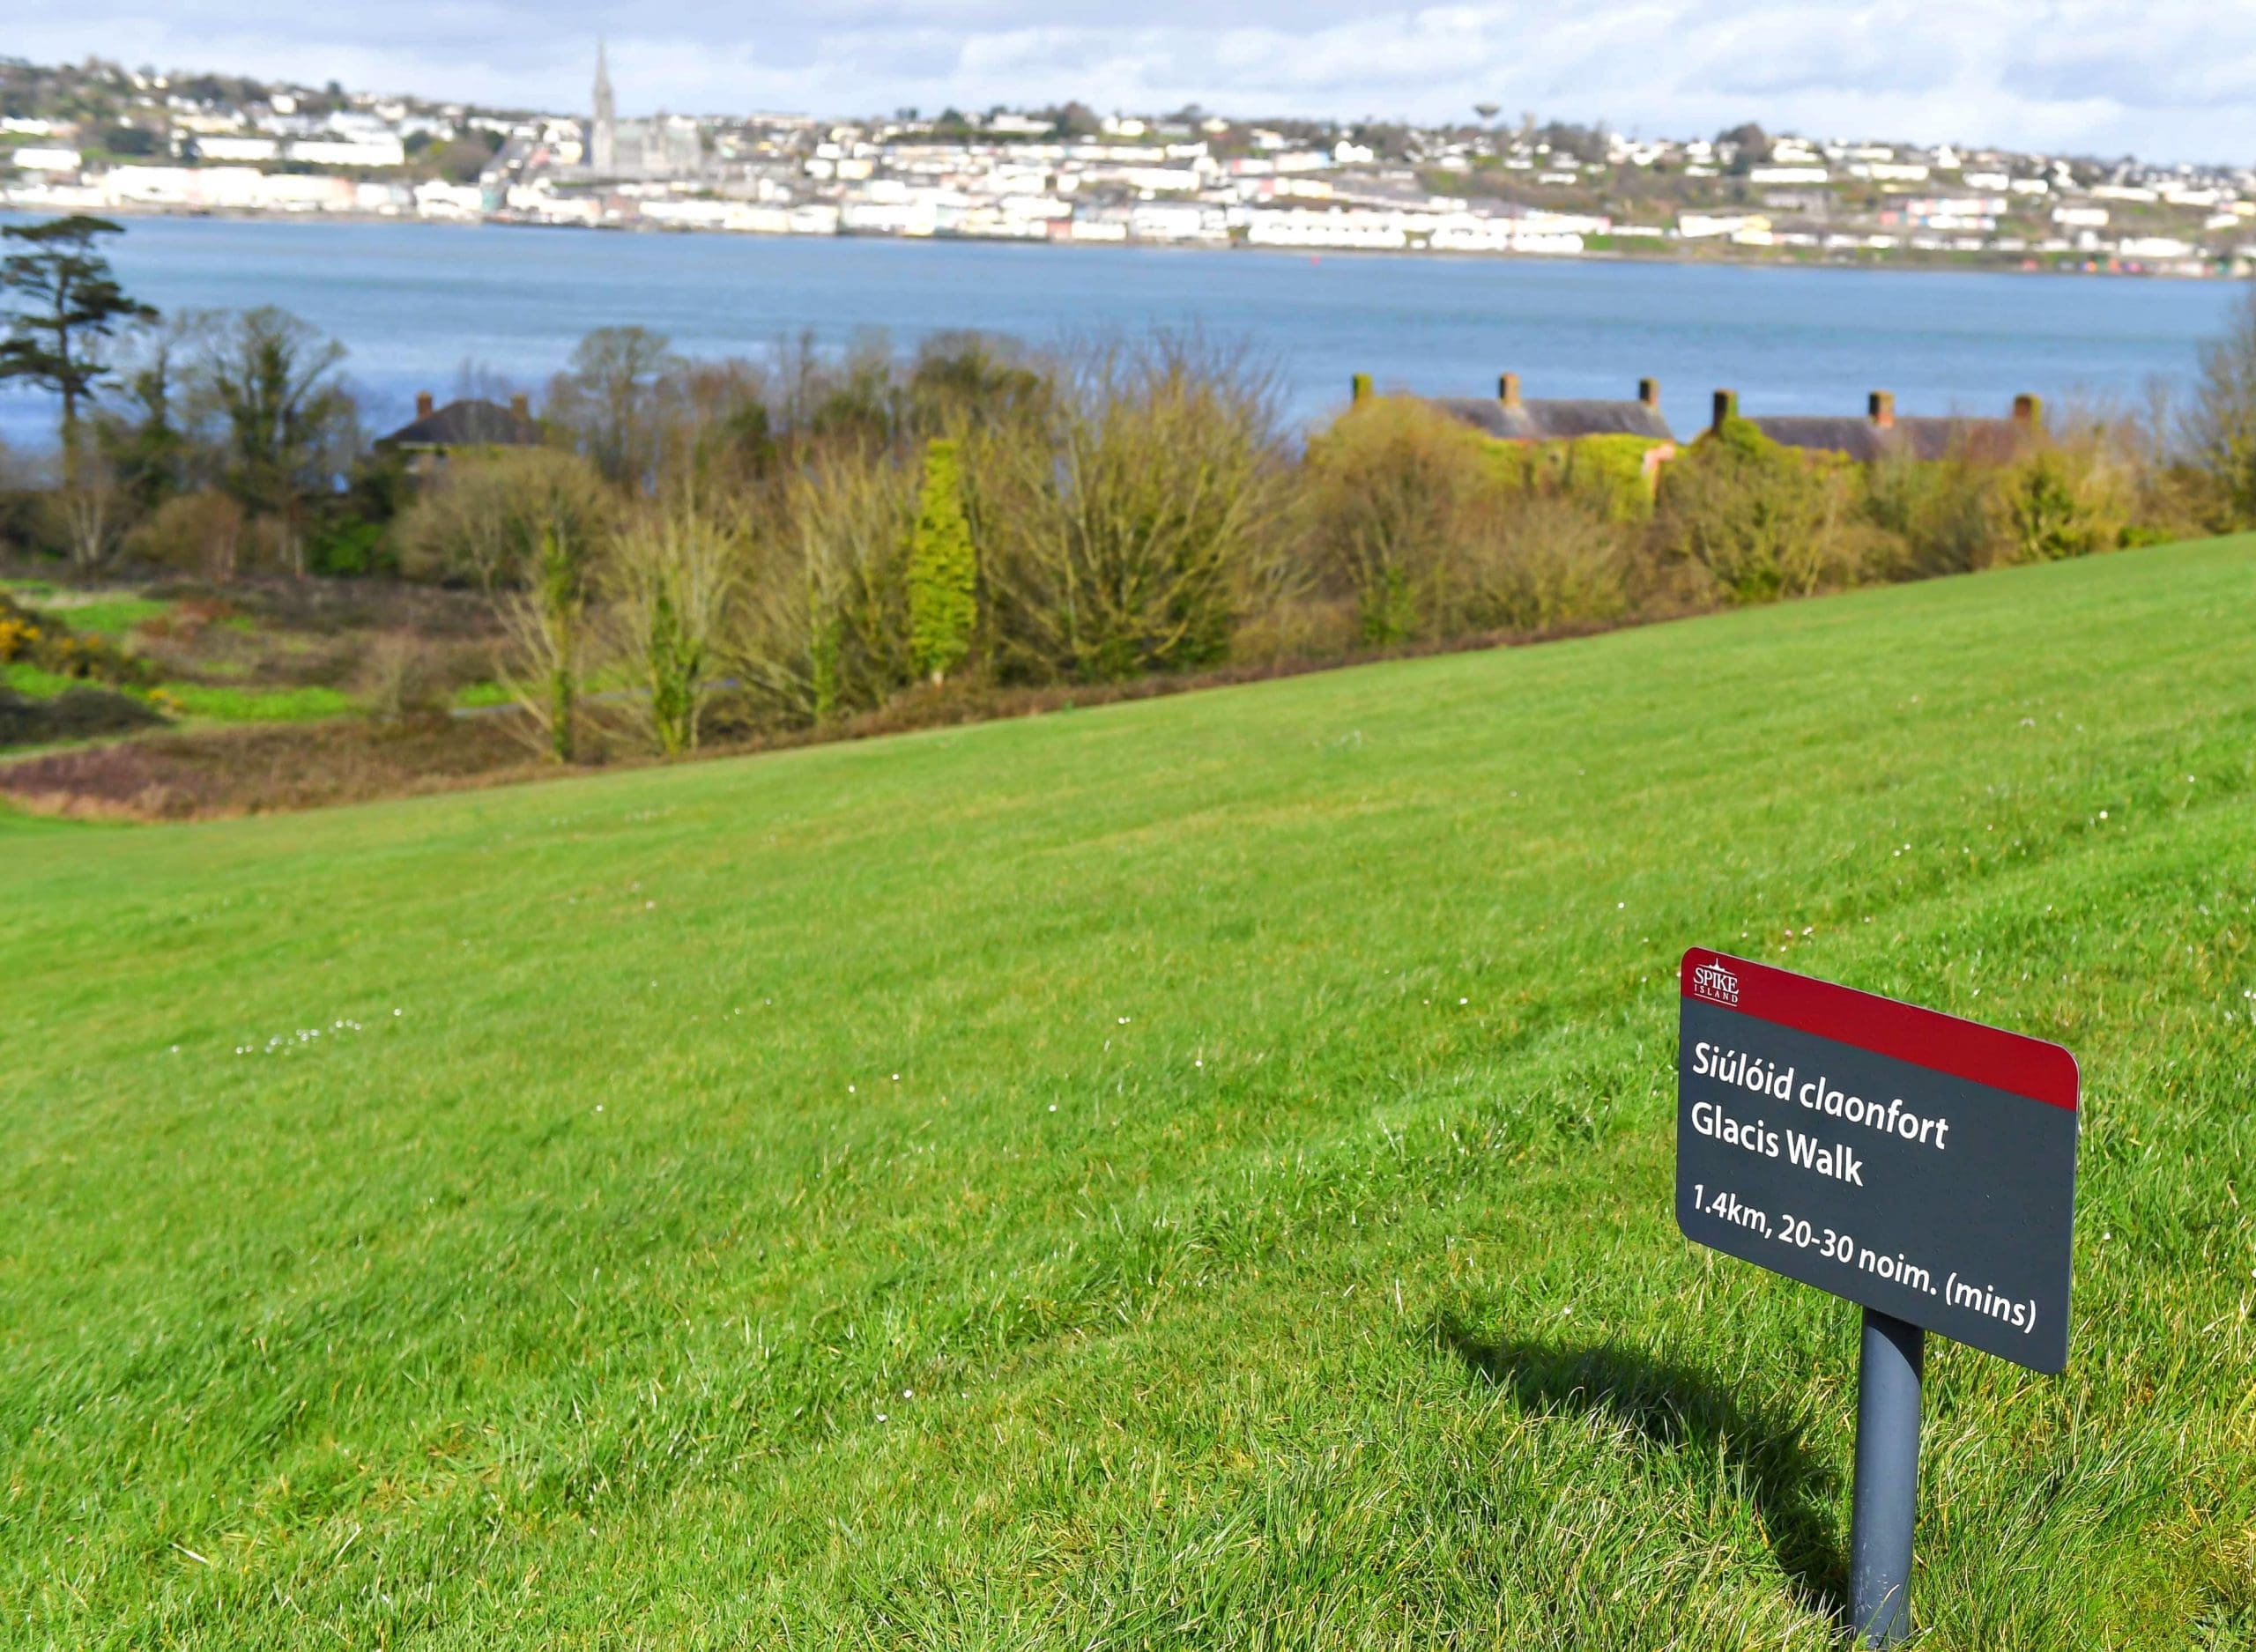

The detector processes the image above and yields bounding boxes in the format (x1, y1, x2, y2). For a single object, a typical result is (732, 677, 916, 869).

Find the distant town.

(3, 49, 2251, 275)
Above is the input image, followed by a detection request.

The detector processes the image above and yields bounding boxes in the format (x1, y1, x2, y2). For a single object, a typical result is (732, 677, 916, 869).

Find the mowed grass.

(4, 540, 2254, 1649)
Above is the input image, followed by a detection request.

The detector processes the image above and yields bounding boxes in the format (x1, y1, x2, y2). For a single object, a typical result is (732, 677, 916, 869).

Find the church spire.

(590, 37, 617, 174)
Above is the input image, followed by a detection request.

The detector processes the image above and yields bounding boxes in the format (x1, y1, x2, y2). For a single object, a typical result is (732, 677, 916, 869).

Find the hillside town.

(3, 50, 2252, 274)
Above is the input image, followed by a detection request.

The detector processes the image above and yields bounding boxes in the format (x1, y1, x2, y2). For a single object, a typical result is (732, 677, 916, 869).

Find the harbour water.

(0, 213, 2240, 449)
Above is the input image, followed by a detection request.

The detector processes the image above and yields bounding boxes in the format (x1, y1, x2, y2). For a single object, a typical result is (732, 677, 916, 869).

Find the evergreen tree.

(907, 438, 977, 685)
(0, 215, 157, 487)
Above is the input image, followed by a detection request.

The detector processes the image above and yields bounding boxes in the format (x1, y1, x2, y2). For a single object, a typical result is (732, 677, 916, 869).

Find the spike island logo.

(1691, 957, 1740, 1007)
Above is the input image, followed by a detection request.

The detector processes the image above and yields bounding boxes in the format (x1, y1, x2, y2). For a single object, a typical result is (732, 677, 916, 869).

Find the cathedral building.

(583, 41, 701, 181)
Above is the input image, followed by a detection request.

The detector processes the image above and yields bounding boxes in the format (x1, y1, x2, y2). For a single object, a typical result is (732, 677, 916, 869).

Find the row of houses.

(1354, 374, 2043, 463)
(379, 376, 2041, 482)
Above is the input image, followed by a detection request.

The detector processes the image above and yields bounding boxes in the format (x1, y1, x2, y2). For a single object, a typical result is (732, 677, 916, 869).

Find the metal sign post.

(1674, 949, 2079, 1645)
(1848, 1308, 1923, 1646)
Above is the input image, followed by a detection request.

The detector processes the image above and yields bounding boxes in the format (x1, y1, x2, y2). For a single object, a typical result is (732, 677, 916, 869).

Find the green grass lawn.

(0, 580, 171, 640)
(4, 540, 2253, 1648)
(3, 661, 358, 727)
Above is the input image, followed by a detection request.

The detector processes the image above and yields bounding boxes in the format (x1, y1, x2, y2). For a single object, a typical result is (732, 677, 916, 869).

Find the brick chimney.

(1351, 372, 1372, 405)
(2011, 392, 2042, 427)
(415, 390, 435, 420)
(1868, 389, 1896, 428)
(1711, 389, 1739, 433)
(1498, 372, 1521, 406)
(1637, 377, 1659, 408)
(509, 393, 531, 421)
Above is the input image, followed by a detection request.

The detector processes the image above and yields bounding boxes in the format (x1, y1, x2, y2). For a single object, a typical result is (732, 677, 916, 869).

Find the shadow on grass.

(1438, 1315, 1845, 1623)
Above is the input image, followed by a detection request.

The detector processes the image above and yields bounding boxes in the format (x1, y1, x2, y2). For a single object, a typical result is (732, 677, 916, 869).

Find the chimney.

(2011, 392, 2043, 427)
(415, 390, 434, 420)
(1637, 376, 1659, 408)
(1711, 389, 1739, 433)
(1351, 372, 1373, 405)
(509, 392, 531, 421)
(1498, 372, 1522, 406)
(1867, 389, 1896, 428)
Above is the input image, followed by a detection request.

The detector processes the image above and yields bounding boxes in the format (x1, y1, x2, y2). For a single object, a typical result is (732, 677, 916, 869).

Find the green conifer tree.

(907, 438, 978, 685)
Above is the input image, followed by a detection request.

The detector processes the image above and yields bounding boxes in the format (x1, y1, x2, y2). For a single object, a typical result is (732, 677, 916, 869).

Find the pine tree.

(907, 438, 978, 685)
(0, 216, 157, 490)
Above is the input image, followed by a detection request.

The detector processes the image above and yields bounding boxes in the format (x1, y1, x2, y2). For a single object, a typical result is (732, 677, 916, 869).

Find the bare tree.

(608, 491, 741, 755)
(545, 325, 679, 488)
(492, 457, 610, 763)
(2179, 285, 2256, 529)
(187, 307, 358, 576)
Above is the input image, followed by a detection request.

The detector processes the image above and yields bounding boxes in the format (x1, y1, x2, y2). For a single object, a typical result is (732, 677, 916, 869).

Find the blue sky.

(18, 3, 2250, 161)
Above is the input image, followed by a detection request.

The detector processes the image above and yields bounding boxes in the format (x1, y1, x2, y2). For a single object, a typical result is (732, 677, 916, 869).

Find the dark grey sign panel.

(1676, 951, 2079, 1373)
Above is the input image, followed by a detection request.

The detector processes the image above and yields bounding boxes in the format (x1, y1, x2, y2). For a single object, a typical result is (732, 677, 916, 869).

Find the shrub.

(352, 633, 453, 722)
(1996, 442, 2127, 564)
(1453, 493, 1634, 633)
(1298, 395, 1493, 645)
(494, 495, 603, 764)
(1650, 417, 1862, 605)
(982, 335, 1287, 684)
(607, 493, 741, 756)
(907, 438, 977, 685)
(392, 448, 610, 589)
(728, 452, 916, 728)
(122, 487, 245, 579)
(1488, 433, 1666, 523)
(0, 684, 167, 748)
(1861, 453, 1997, 577)
(0, 591, 147, 685)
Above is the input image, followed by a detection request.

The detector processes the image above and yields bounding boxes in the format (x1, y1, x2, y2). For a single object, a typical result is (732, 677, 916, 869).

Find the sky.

(16, 2, 2252, 163)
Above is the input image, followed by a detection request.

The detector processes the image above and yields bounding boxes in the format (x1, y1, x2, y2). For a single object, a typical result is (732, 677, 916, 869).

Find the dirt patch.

(0, 686, 170, 748)
(0, 713, 552, 820)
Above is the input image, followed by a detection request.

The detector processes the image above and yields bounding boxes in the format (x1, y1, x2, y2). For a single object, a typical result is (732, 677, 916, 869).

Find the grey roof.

(378, 397, 543, 449)
(1749, 415, 2030, 463)
(1435, 396, 1675, 442)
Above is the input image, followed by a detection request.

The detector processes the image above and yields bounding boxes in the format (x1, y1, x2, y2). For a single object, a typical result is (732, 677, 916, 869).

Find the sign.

(1676, 949, 2078, 1373)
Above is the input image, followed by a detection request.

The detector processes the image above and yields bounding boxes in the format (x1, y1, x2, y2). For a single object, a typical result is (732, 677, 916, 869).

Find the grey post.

(1849, 1307, 1925, 1645)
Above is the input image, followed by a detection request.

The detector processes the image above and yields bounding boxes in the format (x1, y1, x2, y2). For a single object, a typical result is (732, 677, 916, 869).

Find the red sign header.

(1680, 950, 2078, 1112)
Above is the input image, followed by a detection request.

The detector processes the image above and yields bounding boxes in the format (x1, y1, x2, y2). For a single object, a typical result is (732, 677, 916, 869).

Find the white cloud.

(14, 1, 2252, 159)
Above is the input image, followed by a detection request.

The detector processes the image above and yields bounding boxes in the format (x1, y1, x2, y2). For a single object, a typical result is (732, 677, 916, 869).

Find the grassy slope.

(4, 540, 2253, 1649)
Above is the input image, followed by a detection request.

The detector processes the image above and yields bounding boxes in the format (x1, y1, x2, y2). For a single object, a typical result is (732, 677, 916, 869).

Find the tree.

(1717, 122, 1772, 174)
(609, 492, 740, 756)
(95, 316, 195, 514)
(486, 453, 608, 761)
(2180, 285, 2256, 528)
(0, 215, 157, 487)
(908, 438, 977, 684)
(188, 307, 358, 577)
(546, 325, 679, 486)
